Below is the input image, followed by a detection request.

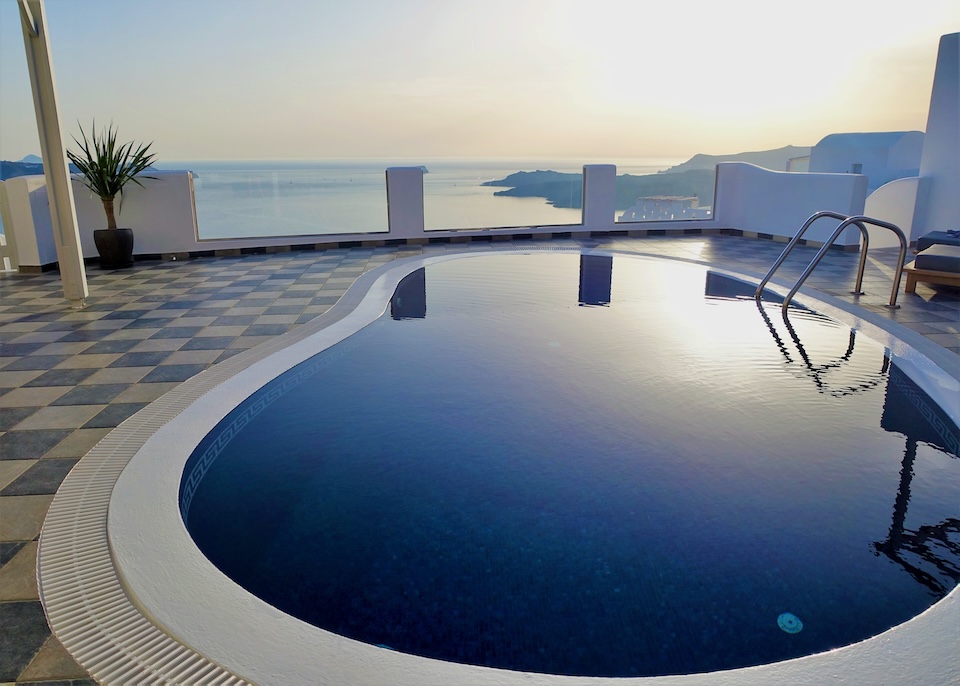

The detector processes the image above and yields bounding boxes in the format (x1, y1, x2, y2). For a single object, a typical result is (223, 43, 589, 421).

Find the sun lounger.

(916, 230, 960, 252)
(902, 244, 960, 293)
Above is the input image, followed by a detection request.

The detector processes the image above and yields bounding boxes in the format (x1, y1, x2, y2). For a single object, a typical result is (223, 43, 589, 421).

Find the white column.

(385, 167, 425, 239)
(19, 0, 88, 307)
(913, 32, 960, 241)
(582, 164, 617, 231)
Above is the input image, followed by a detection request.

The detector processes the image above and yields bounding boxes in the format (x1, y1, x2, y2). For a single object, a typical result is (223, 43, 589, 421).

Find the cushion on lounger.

(914, 244, 960, 273)
(916, 231, 960, 252)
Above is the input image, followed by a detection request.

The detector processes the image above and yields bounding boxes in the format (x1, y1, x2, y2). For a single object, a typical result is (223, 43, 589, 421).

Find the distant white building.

(808, 131, 924, 192)
(619, 196, 712, 222)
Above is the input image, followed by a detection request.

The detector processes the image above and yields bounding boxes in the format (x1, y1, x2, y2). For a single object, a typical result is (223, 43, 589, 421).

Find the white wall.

(1, 175, 60, 266)
(809, 131, 923, 191)
(714, 162, 868, 246)
(864, 177, 923, 246)
(914, 32, 960, 236)
(71, 171, 199, 257)
(5, 161, 901, 268)
(385, 167, 425, 238)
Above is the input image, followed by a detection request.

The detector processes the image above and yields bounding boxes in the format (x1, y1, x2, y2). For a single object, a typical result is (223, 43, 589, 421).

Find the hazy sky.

(0, 0, 957, 162)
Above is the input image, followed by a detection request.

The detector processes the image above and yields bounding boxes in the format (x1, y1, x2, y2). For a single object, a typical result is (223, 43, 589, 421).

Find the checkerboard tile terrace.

(0, 235, 957, 684)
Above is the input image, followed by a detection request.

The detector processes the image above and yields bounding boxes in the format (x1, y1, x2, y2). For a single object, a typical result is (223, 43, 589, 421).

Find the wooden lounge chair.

(903, 243, 960, 293)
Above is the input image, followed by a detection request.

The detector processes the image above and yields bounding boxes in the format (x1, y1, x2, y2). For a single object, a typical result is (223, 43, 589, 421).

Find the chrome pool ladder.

(755, 211, 909, 314)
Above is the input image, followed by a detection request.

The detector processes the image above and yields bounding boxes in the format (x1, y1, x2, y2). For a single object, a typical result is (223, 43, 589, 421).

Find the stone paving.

(0, 234, 957, 684)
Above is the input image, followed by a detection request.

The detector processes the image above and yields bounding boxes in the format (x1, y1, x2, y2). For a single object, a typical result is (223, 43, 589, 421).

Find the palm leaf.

(66, 121, 157, 201)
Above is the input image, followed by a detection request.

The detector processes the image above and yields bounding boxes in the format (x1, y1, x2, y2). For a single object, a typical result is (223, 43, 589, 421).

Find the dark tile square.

(35, 320, 90, 332)
(311, 295, 342, 305)
(101, 309, 154, 320)
(9, 312, 63, 323)
(51, 384, 130, 406)
(157, 299, 205, 310)
(141, 364, 207, 383)
(82, 403, 149, 429)
(23, 367, 98, 387)
(82, 301, 124, 312)
(81, 339, 140, 354)
(264, 305, 306, 315)
(212, 315, 259, 326)
(149, 326, 204, 339)
(0, 458, 78, 496)
(0, 429, 72, 460)
(0, 407, 40, 431)
(109, 351, 173, 367)
(0, 342, 46, 357)
(184, 307, 230, 317)
(1, 355, 71, 372)
(243, 324, 289, 337)
(0, 541, 27, 568)
(214, 349, 244, 364)
(0, 601, 50, 681)
(57, 329, 112, 342)
(122, 318, 168, 329)
(180, 337, 236, 351)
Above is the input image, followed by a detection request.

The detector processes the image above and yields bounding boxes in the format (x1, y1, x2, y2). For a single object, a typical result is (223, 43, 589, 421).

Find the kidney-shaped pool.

(178, 253, 959, 678)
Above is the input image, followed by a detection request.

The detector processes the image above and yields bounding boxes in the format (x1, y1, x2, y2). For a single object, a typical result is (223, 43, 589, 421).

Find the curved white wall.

(864, 177, 922, 247)
(714, 162, 868, 245)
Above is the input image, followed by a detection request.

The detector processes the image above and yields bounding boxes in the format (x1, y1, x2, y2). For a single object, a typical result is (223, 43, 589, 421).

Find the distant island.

(0, 155, 79, 180)
(482, 145, 811, 211)
(656, 145, 810, 174)
(484, 168, 717, 210)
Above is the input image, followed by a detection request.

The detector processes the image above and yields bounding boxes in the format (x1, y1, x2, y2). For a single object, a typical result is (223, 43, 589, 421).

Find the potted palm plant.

(67, 122, 156, 269)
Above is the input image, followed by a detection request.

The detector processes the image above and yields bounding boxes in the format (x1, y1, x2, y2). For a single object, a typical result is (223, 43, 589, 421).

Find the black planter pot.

(93, 228, 135, 269)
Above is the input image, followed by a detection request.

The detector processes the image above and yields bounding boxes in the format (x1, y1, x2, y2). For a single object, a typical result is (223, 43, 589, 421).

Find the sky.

(0, 0, 957, 163)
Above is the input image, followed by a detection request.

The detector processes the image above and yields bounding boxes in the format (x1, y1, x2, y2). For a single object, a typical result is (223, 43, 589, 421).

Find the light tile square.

(43, 427, 112, 458)
(53, 353, 123, 369)
(0, 540, 39, 600)
(0, 460, 35, 490)
(0, 386, 71, 408)
(79, 367, 152, 385)
(0, 494, 54, 541)
(12, 405, 106, 430)
(162, 349, 221, 365)
(130, 338, 189, 352)
(0, 370, 44, 389)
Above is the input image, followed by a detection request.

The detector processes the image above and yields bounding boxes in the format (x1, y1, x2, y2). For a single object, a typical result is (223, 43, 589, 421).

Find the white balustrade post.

(582, 164, 617, 231)
(385, 167, 425, 239)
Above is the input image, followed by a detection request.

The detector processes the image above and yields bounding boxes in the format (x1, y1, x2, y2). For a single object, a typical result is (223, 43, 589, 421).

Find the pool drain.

(777, 612, 803, 634)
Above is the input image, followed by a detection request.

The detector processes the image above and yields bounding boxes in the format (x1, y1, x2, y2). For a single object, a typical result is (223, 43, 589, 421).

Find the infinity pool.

(180, 253, 959, 677)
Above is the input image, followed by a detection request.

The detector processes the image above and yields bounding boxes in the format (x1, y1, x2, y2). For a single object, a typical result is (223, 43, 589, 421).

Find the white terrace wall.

(864, 177, 924, 247)
(713, 162, 868, 246)
(4, 163, 884, 270)
(1, 171, 201, 267)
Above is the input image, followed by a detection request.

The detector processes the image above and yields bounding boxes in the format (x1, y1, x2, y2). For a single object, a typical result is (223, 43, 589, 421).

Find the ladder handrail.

(755, 212, 908, 314)
(754, 211, 867, 299)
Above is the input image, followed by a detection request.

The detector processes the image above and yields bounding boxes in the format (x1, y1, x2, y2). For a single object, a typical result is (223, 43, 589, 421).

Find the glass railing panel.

(422, 160, 583, 231)
(164, 160, 389, 240)
(615, 161, 715, 224)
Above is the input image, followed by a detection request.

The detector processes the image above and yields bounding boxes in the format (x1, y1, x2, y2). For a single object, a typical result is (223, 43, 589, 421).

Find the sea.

(158, 158, 681, 240)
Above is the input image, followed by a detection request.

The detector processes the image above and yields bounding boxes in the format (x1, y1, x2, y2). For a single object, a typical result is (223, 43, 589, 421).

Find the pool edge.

(39, 247, 960, 685)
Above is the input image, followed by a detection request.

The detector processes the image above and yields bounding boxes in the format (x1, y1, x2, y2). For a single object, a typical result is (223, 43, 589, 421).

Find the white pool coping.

(41, 248, 960, 685)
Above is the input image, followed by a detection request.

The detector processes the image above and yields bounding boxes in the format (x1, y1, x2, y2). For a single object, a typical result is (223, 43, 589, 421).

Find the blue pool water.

(181, 253, 959, 677)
